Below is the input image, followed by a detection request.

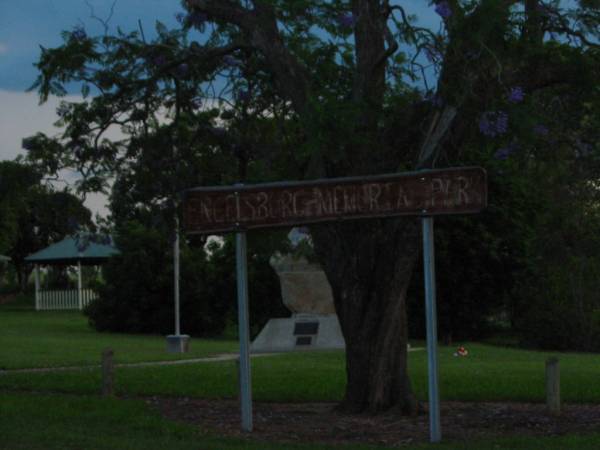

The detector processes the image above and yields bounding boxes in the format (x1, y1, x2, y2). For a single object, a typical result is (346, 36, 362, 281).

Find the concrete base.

(166, 334, 190, 353)
(251, 314, 345, 353)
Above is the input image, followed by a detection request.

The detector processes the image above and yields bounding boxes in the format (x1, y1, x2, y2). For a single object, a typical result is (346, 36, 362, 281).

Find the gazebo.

(25, 235, 119, 311)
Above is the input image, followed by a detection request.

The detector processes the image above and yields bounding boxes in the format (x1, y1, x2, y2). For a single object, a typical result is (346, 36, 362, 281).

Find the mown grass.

(3, 344, 600, 405)
(0, 392, 381, 450)
(0, 305, 238, 369)
(3, 299, 600, 449)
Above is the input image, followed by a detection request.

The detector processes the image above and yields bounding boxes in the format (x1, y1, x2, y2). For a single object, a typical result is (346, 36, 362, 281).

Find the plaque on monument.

(294, 322, 319, 336)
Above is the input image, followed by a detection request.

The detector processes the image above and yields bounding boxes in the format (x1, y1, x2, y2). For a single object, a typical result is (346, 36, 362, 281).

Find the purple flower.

(75, 234, 90, 252)
(175, 63, 189, 78)
(336, 13, 357, 28)
(508, 86, 524, 103)
(575, 139, 592, 158)
(236, 90, 251, 102)
(191, 98, 202, 109)
(479, 111, 509, 137)
(71, 26, 87, 41)
(494, 148, 510, 160)
(536, 3, 550, 17)
(425, 47, 439, 63)
(152, 55, 167, 67)
(425, 92, 444, 108)
(533, 124, 549, 136)
(494, 141, 519, 160)
(434, 1, 452, 20)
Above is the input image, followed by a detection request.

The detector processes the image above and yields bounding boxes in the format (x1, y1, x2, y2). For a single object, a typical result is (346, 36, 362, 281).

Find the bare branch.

(352, 0, 387, 104)
(185, 0, 251, 28)
(85, 0, 117, 36)
(416, 105, 457, 169)
(186, 0, 311, 115)
(374, 23, 399, 68)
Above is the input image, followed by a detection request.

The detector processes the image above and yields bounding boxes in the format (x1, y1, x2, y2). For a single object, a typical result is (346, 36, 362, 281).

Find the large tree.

(25, 0, 599, 413)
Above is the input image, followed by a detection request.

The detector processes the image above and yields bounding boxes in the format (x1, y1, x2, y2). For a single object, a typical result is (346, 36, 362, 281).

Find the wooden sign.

(183, 167, 487, 234)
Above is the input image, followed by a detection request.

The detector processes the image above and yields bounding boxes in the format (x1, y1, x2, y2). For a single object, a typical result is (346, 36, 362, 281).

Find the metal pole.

(77, 260, 83, 310)
(422, 216, 441, 443)
(236, 231, 253, 432)
(34, 264, 40, 311)
(174, 215, 181, 336)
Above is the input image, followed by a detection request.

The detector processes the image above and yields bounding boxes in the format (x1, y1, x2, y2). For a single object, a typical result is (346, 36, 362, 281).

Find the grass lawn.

(0, 392, 380, 450)
(0, 296, 238, 369)
(3, 342, 600, 404)
(3, 299, 600, 449)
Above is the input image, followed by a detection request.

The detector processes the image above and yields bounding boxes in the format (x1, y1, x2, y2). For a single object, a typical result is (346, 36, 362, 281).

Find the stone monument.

(250, 229, 345, 353)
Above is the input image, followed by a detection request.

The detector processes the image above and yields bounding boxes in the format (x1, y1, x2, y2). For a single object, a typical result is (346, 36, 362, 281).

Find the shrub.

(85, 221, 288, 337)
(516, 255, 600, 352)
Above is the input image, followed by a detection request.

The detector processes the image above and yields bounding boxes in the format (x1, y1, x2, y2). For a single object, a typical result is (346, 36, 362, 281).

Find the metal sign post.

(422, 216, 441, 443)
(236, 231, 253, 432)
(182, 167, 487, 435)
(174, 217, 181, 336)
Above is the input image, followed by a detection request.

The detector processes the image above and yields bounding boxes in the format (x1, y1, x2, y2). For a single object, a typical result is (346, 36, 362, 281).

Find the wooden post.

(101, 348, 114, 397)
(546, 357, 560, 415)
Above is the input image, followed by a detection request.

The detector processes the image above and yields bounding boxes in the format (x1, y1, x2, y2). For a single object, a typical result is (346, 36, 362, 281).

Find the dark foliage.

(85, 221, 288, 337)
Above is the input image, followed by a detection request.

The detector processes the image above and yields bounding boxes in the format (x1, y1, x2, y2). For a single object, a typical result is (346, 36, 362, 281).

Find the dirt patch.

(147, 397, 600, 447)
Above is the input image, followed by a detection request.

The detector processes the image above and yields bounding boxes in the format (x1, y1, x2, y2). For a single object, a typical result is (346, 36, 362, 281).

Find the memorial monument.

(250, 228, 345, 352)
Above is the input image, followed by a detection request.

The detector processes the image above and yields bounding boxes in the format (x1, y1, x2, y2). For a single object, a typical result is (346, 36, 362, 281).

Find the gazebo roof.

(25, 234, 120, 265)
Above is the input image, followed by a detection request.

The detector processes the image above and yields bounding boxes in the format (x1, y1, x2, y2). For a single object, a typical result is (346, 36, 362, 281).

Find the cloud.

(0, 89, 111, 218)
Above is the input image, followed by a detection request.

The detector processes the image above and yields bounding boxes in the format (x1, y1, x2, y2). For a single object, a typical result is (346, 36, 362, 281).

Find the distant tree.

(26, 1, 600, 413)
(0, 160, 93, 290)
(0, 161, 41, 254)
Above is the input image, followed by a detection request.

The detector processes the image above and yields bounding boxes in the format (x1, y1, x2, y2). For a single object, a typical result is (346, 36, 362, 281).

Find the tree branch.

(352, 0, 386, 104)
(415, 105, 457, 169)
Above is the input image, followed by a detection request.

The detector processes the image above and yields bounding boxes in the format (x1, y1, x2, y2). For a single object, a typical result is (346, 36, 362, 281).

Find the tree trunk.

(15, 263, 30, 293)
(311, 217, 420, 414)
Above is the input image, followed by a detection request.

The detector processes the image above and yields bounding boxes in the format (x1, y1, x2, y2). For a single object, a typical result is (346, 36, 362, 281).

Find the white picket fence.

(36, 288, 98, 310)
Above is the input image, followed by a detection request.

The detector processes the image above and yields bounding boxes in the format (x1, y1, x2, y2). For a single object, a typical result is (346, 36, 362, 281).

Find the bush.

(85, 221, 288, 337)
(516, 255, 600, 352)
(407, 214, 518, 343)
(86, 221, 227, 336)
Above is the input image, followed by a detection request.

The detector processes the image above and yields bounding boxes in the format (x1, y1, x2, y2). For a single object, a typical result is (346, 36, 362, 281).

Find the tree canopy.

(24, 0, 600, 413)
(0, 160, 93, 289)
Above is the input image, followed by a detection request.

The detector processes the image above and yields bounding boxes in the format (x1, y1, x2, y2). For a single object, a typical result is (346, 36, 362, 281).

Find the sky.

(0, 0, 438, 219)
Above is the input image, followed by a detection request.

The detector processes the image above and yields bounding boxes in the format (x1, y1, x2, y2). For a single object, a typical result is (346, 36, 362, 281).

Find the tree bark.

(311, 218, 420, 413)
(15, 263, 31, 293)
(187, 0, 423, 415)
